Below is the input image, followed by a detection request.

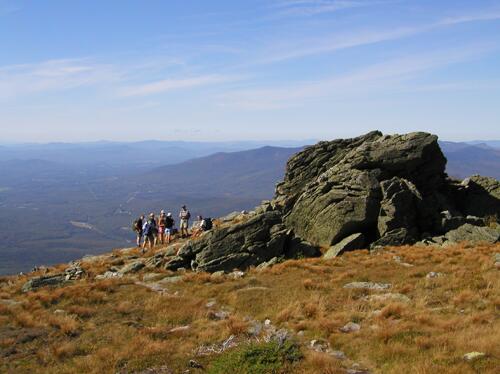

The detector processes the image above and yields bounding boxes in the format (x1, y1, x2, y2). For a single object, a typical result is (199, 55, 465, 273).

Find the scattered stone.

(247, 321, 263, 337)
(309, 339, 330, 353)
(176, 267, 187, 274)
(119, 260, 145, 275)
(463, 352, 486, 361)
(188, 359, 203, 369)
(494, 253, 500, 268)
(426, 272, 444, 279)
(343, 282, 391, 290)
(53, 309, 66, 315)
(207, 310, 230, 321)
(256, 257, 279, 270)
(194, 335, 239, 356)
(324, 233, 366, 259)
(169, 325, 190, 334)
(157, 276, 183, 284)
(210, 270, 225, 278)
(0, 299, 22, 307)
(229, 270, 245, 279)
(444, 224, 500, 244)
(205, 300, 217, 308)
(340, 322, 361, 333)
(22, 274, 67, 292)
(96, 271, 123, 280)
(364, 293, 410, 303)
(128, 365, 173, 374)
(331, 350, 347, 360)
(142, 273, 166, 282)
(393, 256, 413, 267)
(64, 262, 85, 280)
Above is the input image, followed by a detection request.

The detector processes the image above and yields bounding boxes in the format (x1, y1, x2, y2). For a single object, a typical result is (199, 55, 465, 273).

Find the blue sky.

(1, 0, 499, 142)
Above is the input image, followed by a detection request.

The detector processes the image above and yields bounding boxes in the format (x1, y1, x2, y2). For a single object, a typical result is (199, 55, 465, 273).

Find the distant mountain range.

(0, 138, 498, 274)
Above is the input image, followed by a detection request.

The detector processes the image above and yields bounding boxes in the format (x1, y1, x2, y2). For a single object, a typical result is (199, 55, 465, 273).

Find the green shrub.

(208, 340, 303, 374)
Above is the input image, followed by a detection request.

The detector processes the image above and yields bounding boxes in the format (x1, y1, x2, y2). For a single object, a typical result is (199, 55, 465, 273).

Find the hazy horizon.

(2, 0, 500, 142)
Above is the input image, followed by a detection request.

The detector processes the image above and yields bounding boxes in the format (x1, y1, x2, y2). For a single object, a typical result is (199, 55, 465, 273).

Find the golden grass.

(0, 242, 498, 373)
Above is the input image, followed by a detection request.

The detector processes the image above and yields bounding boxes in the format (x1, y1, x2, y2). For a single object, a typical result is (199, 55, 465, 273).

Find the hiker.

(142, 213, 157, 253)
(164, 212, 175, 244)
(132, 215, 144, 247)
(157, 210, 167, 245)
(192, 215, 213, 238)
(179, 205, 191, 238)
(191, 215, 204, 238)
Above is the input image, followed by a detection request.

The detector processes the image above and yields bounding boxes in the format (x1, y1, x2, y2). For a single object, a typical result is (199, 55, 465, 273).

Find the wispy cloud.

(221, 44, 496, 109)
(273, 0, 387, 16)
(255, 9, 500, 65)
(0, 59, 119, 99)
(118, 74, 241, 97)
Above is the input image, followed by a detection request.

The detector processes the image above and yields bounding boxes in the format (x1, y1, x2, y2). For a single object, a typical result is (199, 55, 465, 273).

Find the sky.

(1, 0, 500, 142)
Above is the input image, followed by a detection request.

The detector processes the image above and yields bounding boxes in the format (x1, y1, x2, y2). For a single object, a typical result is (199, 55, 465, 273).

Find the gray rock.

(142, 273, 167, 282)
(444, 223, 500, 244)
(256, 257, 279, 270)
(463, 352, 486, 361)
(377, 177, 421, 237)
(95, 271, 123, 280)
(426, 272, 444, 279)
(324, 233, 366, 259)
(285, 237, 320, 258)
(173, 211, 289, 273)
(370, 228, 415, 249)
(364, 293, 411, 303)
(343, 282, 391, 290)
(208, 310, 230, 320)
(340, 322, 361, 333)
(119, 260, 145, 274)
(459, 175, 500, 217)
(22, 274, 67, 292)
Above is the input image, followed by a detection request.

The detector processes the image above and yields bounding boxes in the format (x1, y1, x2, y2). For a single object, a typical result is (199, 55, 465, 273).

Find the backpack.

(181, 210, 191, 220)
(201, 217, 213, 230)
(165, 216, 174, 228)
(144, 220, 157, 236)
(132, 219, 141, 232)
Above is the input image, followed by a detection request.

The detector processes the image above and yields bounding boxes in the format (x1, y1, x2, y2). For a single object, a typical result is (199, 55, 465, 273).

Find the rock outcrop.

(168, 131, 500, 273)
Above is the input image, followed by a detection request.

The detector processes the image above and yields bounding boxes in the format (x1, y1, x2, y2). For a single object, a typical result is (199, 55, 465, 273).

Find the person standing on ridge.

(157, 210, 167, 245)
(165, 212, 175, 244)
(132, 215, 144, 247)
(179, 205, 191, 238)
(142, 213, 157, 254)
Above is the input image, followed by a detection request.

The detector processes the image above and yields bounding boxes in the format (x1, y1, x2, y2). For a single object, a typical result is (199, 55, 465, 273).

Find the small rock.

(331, 350, 347, 360)
(247, 321, 263, 337)
(142, 273, 167, 282)
(365, 293, 411, 303)
(157, 275, 183, 284)
(208, 310, 229, 321)
(324, 233, 366, 259)
(96, 271, 123, 280)
(426, 272, 444, 279)
(463, 352, 486, 361)
(256, 257, 279, 270)
(177, 267, 187, 273)
(22, 274, 67, 292)
(189, 359, 203, 369)
(210, 270, 225, 278)
(309, 339, 330, 353)
(264, 319, 272, 326)
(343, 282, 391, 290)
(169, 325, 190, 333)
(0, 299, 22, 307)
(205, 300, 217, 308)
(53, 309, 67, 315)
(229, 270, 245, 279)
(119, 260, 145, 275)
(340, 322, 361, 333)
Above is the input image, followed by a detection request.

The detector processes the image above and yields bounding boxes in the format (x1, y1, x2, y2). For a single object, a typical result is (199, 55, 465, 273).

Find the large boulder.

(167, 211, 290, 272)
(458, 176, 500, 218)
(283, 132, 446, 248)
(444, 224, 500, 244)
(22, 274, 67, 292)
